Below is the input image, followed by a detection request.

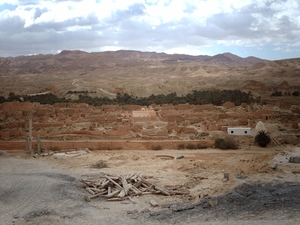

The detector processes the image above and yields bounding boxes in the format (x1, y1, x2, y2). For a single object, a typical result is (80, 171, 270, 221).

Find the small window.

(244, 131, 248, 134)
(231, 131, 234, 134)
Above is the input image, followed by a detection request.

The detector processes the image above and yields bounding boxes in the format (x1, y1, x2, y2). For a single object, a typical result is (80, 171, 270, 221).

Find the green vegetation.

(271, 91, 300, 97)
(215, 137, 239, 150)
(0, 90, 256, 106)
(24, 93, 67, 104)
(254, 130, 271, 147)
(292, 91, 300, 96)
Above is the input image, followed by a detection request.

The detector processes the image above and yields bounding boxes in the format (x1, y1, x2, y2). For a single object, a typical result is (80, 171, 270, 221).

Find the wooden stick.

(101, 179, 110, 188)
(120, 176, 130, 195)
(107, 197, 126, 201)
(105, 175, 123, 190)
(105, 190, 120, 198)
(118, 189, 126, 198)
(129, 185, 141, 195)
(86, 188, 95, 195)
(154, 185, 170, 196)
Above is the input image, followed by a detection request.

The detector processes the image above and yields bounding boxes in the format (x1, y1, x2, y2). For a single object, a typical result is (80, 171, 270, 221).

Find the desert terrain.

(0, 50, 299, 224)
(0, 144, 300, 225)
(0, 50, 300, 100)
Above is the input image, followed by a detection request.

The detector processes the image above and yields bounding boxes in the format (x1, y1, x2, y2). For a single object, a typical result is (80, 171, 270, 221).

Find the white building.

(227, 127, 252, 136)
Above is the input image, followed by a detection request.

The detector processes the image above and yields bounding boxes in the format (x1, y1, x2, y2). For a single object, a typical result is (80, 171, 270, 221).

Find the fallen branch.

(79, 172, 187, 201)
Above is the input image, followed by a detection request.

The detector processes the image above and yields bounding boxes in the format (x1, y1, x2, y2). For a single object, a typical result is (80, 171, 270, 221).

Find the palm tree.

(255, 130, 271, 147)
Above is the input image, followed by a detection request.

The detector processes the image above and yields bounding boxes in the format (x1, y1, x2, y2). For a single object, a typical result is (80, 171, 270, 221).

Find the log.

(129, 185, 142, 195)
(79, 172, 184, 201)
(89, 194, 102, 199)
(86, 188, 95, 195)
(118, 189, 126, 198)
(170, 190, 190, 195)
(154, 185, 170, 196)
(105, 175, 123, 191)
(133, 179, 143, 188)
(107, 198, 126, 201)
(141, 191, 161, 195)
(120, 176, 130, 195)
(105, 190, 120, 198)
(145, 184, 154, 192)
(101, 179, 110, 188)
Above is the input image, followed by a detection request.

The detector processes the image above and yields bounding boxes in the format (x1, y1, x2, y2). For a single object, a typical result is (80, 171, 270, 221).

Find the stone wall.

(0, 140, 214, 150)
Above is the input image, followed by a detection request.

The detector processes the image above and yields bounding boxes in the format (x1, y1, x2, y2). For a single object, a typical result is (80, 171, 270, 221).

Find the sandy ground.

(0, 145, 300, 225)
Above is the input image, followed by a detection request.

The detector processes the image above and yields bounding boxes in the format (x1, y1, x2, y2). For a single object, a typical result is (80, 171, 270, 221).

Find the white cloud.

(0, 0, 299, 59)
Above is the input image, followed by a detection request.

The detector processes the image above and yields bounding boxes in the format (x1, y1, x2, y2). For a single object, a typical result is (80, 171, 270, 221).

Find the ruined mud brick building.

(0, 101, 299, 149)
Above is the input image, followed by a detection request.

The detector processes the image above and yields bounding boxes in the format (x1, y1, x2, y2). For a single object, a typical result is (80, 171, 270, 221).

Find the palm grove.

(1, 90, 256, 106)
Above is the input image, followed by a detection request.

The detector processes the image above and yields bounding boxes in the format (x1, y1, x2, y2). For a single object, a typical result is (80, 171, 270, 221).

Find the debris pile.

(79, 173, 189, 202)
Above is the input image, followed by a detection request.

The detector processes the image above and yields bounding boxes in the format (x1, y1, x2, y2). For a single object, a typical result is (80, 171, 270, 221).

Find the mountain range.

(0, 50, 299, 99)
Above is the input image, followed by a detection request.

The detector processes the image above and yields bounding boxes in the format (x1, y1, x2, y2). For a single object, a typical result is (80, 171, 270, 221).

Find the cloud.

(0, 0, 299, 59)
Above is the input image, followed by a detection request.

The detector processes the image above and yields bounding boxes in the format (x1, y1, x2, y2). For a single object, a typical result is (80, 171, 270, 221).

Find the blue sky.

(0, 0, 299, 60)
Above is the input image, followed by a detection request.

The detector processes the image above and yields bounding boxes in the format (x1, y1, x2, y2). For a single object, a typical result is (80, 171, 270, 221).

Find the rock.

(150, 209, 172, 216)
(127, 209, 138, 214)
(236, 174, 248, 179)
(224, 173, 229, 180)
(140, 208, 151, 213)
(13, 213, 19, 219)
(170, 203, 194, 212)
(160, 202, 177, 208)
(149, 199, 159, 207)
(209, 199, 218, 207)
(176, 155, 184, 159)
(270, 163, 278, 169)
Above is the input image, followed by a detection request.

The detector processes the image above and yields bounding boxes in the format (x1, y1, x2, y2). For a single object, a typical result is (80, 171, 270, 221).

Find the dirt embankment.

(1, 146, 300, 225)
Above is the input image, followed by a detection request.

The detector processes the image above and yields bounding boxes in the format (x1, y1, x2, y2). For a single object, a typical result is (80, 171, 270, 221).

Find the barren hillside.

(0, 50, 300, 99)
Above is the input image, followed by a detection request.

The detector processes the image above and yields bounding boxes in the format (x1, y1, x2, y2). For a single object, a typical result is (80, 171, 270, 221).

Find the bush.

(215, 137, 238, 150)
(255, 130, 271, 147)
(186, 143, 197, 149)
(90, 160, 108, 169)
(49, 146, 61, 152)
(177, 144, 185, 150)
(197, 143, 207, 149)
(151, 145, 163, 150)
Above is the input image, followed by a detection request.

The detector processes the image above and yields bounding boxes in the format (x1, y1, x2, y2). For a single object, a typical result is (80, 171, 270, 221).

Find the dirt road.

(0, 147, 300, 225)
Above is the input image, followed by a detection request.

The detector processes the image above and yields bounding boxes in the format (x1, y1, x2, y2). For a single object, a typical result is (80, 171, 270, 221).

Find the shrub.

(90, 160, 108, 169)
(215, 138, 226, 149)
(215, 137, 238, 150)
(255, 130, 271, 147)
(152, 145, 163, 150)
(186, 143, 197, 149)
(49, 146, 61, 152)
(197, 143, 207, 149)
(177, 144, 185, 150)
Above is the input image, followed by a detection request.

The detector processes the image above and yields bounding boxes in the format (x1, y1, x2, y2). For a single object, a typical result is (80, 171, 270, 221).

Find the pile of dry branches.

(79, 173, 189, 202)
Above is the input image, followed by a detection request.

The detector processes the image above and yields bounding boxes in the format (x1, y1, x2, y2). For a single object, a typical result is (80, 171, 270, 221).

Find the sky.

(0, 0, 299, 60)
